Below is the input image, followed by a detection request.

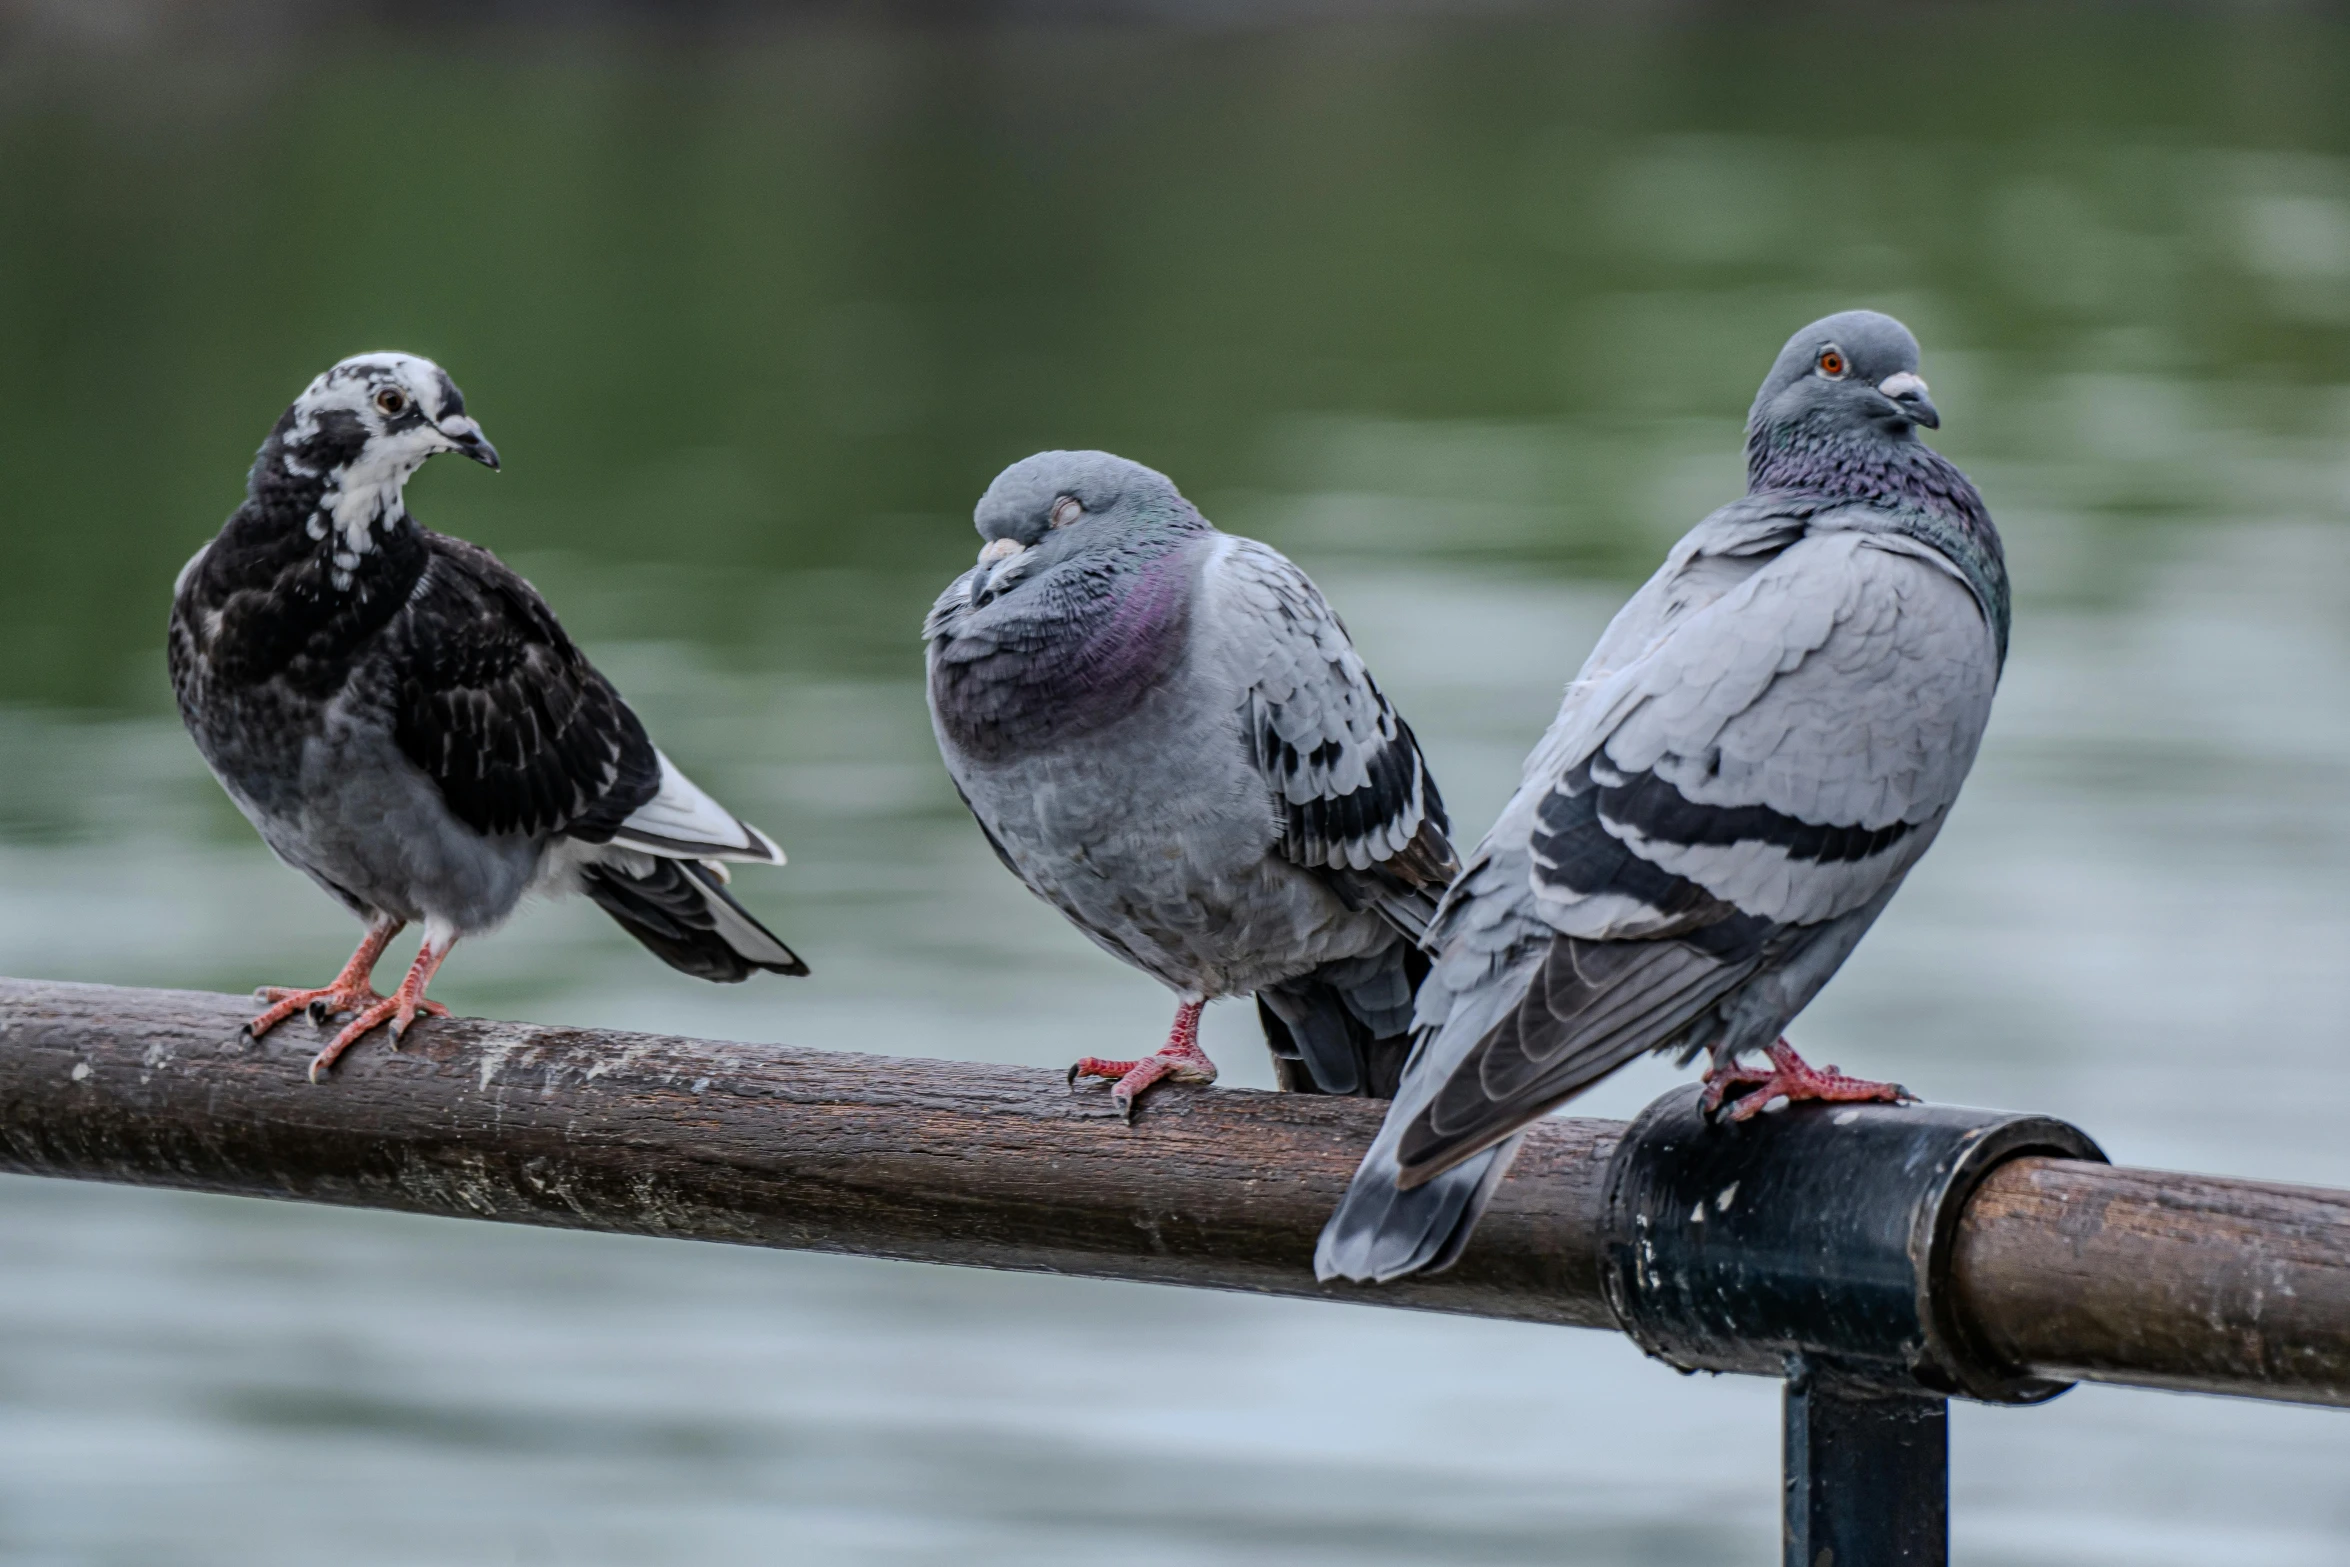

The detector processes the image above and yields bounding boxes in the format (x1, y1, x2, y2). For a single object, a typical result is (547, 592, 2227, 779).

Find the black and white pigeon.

(925, 450, 1456, 1116)
(169, 351, 806, 1082)
(1317, 310, 2008, 1283)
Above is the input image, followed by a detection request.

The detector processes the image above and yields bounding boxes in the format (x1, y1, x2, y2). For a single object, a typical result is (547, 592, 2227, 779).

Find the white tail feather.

(612, 751, 784, 864)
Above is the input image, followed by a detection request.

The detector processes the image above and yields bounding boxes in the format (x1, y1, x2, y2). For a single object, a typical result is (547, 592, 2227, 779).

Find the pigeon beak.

(971, 538, 1029, 608)
(1876, 371, 1939, 430)
(438, 415, 502, 470)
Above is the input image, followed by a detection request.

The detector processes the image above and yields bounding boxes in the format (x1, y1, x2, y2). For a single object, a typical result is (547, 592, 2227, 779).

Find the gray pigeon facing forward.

(170, 352, 805, 1082)
(925, 451, 1456, 1115)
(1318, 311, 2008, 1283)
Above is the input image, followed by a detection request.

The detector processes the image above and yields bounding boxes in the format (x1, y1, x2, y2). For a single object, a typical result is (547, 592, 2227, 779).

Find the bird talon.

(1066, 1004, 1214, 1121)
(1703, 1039, 1910, 1124)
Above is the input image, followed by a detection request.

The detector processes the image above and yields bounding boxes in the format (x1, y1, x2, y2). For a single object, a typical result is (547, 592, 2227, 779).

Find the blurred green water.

(7, 11, 2350, 714)
(0, 12, 2348, 1566)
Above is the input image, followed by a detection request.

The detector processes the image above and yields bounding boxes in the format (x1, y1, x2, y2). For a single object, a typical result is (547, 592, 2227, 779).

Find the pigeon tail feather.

(1314, 1134, 1523, 1283)
(1258, 988, 1405, 1098)
(580, 856, 808, 982)
(1257, 942, 1426, 1098)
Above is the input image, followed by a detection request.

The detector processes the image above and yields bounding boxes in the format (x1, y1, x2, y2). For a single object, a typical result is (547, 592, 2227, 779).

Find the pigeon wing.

(385, 533, 662, 843)
(1200, 537, 1457, 937)
(1393, 520, 1999, 1182)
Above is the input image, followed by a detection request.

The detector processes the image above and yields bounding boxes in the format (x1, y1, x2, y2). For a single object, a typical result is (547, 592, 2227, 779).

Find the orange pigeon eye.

(1816, 348, 1847, 378)
(374, 387, 409, 416)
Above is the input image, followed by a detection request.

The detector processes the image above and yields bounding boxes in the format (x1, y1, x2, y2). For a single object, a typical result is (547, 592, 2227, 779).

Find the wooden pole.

(1950, 1157, 2350, 1402)
(0, 977, 2345, 1407)
(0, 977, 1620, 1327)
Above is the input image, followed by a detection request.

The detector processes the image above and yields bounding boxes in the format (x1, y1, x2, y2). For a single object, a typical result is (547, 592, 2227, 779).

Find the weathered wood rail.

(1, 976, 2343, 1409)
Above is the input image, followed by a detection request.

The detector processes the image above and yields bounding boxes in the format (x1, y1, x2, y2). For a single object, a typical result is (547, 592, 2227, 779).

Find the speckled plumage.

(170, 353, 803, 1077)
(1320, 311, 2008, 1282)
(925, 451, 1455, 1099)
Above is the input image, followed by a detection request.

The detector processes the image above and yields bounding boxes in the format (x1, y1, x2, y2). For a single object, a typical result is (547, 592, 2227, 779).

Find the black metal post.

(1603, 1088, 2104, 1565)
(1784, 1356, 1947, 1567)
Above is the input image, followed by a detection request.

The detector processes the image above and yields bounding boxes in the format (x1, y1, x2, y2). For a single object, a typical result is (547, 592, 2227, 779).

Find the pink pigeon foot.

(247, 918, 414, 1039)
(307, 934, 456, 1084)
(1701, 1037, 1912, 1124)
(1068, 999, 1218, 1121)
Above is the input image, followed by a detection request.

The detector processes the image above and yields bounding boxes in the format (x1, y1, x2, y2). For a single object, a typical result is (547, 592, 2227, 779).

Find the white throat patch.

(311, 432, 439, 589)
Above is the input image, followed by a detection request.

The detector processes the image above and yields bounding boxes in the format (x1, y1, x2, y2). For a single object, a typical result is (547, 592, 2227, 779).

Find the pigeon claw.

(305, 993, 450, 1084)
(248, 920, 407, 1044)
(1068, 1046, 1218, 1121)
(247, 981, 389, 1042)
(1701, 1038, 1911, 1125)
(1069, 1054, 1145, 1110)
(1067, 999, 1216, 1122)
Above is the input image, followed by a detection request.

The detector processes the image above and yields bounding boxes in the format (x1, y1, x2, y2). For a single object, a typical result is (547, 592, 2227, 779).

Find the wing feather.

(612, 752, 784, 863)
(1201, 538, 1458, 932)
(383, 536, 659, 843)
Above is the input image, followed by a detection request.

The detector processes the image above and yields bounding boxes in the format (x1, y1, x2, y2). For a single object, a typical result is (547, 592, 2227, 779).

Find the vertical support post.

(1783, 1358, 1947, 1567)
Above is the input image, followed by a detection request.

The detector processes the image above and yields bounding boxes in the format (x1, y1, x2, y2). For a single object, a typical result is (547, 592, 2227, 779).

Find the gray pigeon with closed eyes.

(925, 450, 1456, 1115)
(1318, 310, 2008, 1283)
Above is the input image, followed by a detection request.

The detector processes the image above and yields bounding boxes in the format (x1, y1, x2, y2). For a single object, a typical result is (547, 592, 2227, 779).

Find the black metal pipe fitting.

(1603, 1085, 2107, 1403)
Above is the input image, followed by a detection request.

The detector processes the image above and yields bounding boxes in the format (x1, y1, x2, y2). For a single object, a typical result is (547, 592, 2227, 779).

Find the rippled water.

(2, 12, 2348, 1564)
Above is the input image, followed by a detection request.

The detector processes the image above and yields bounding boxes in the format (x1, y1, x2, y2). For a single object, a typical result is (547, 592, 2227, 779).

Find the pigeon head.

(248, 352, 500, 587)
(268, 351, 500, 486)
(963, 450, 1203, 606)
(1747, 310, 1938, 451)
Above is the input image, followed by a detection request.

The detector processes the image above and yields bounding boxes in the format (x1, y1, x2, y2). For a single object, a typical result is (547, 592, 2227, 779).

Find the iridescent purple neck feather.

(928, 527, 1205, 763)
(1747, 411, 2010, 666)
